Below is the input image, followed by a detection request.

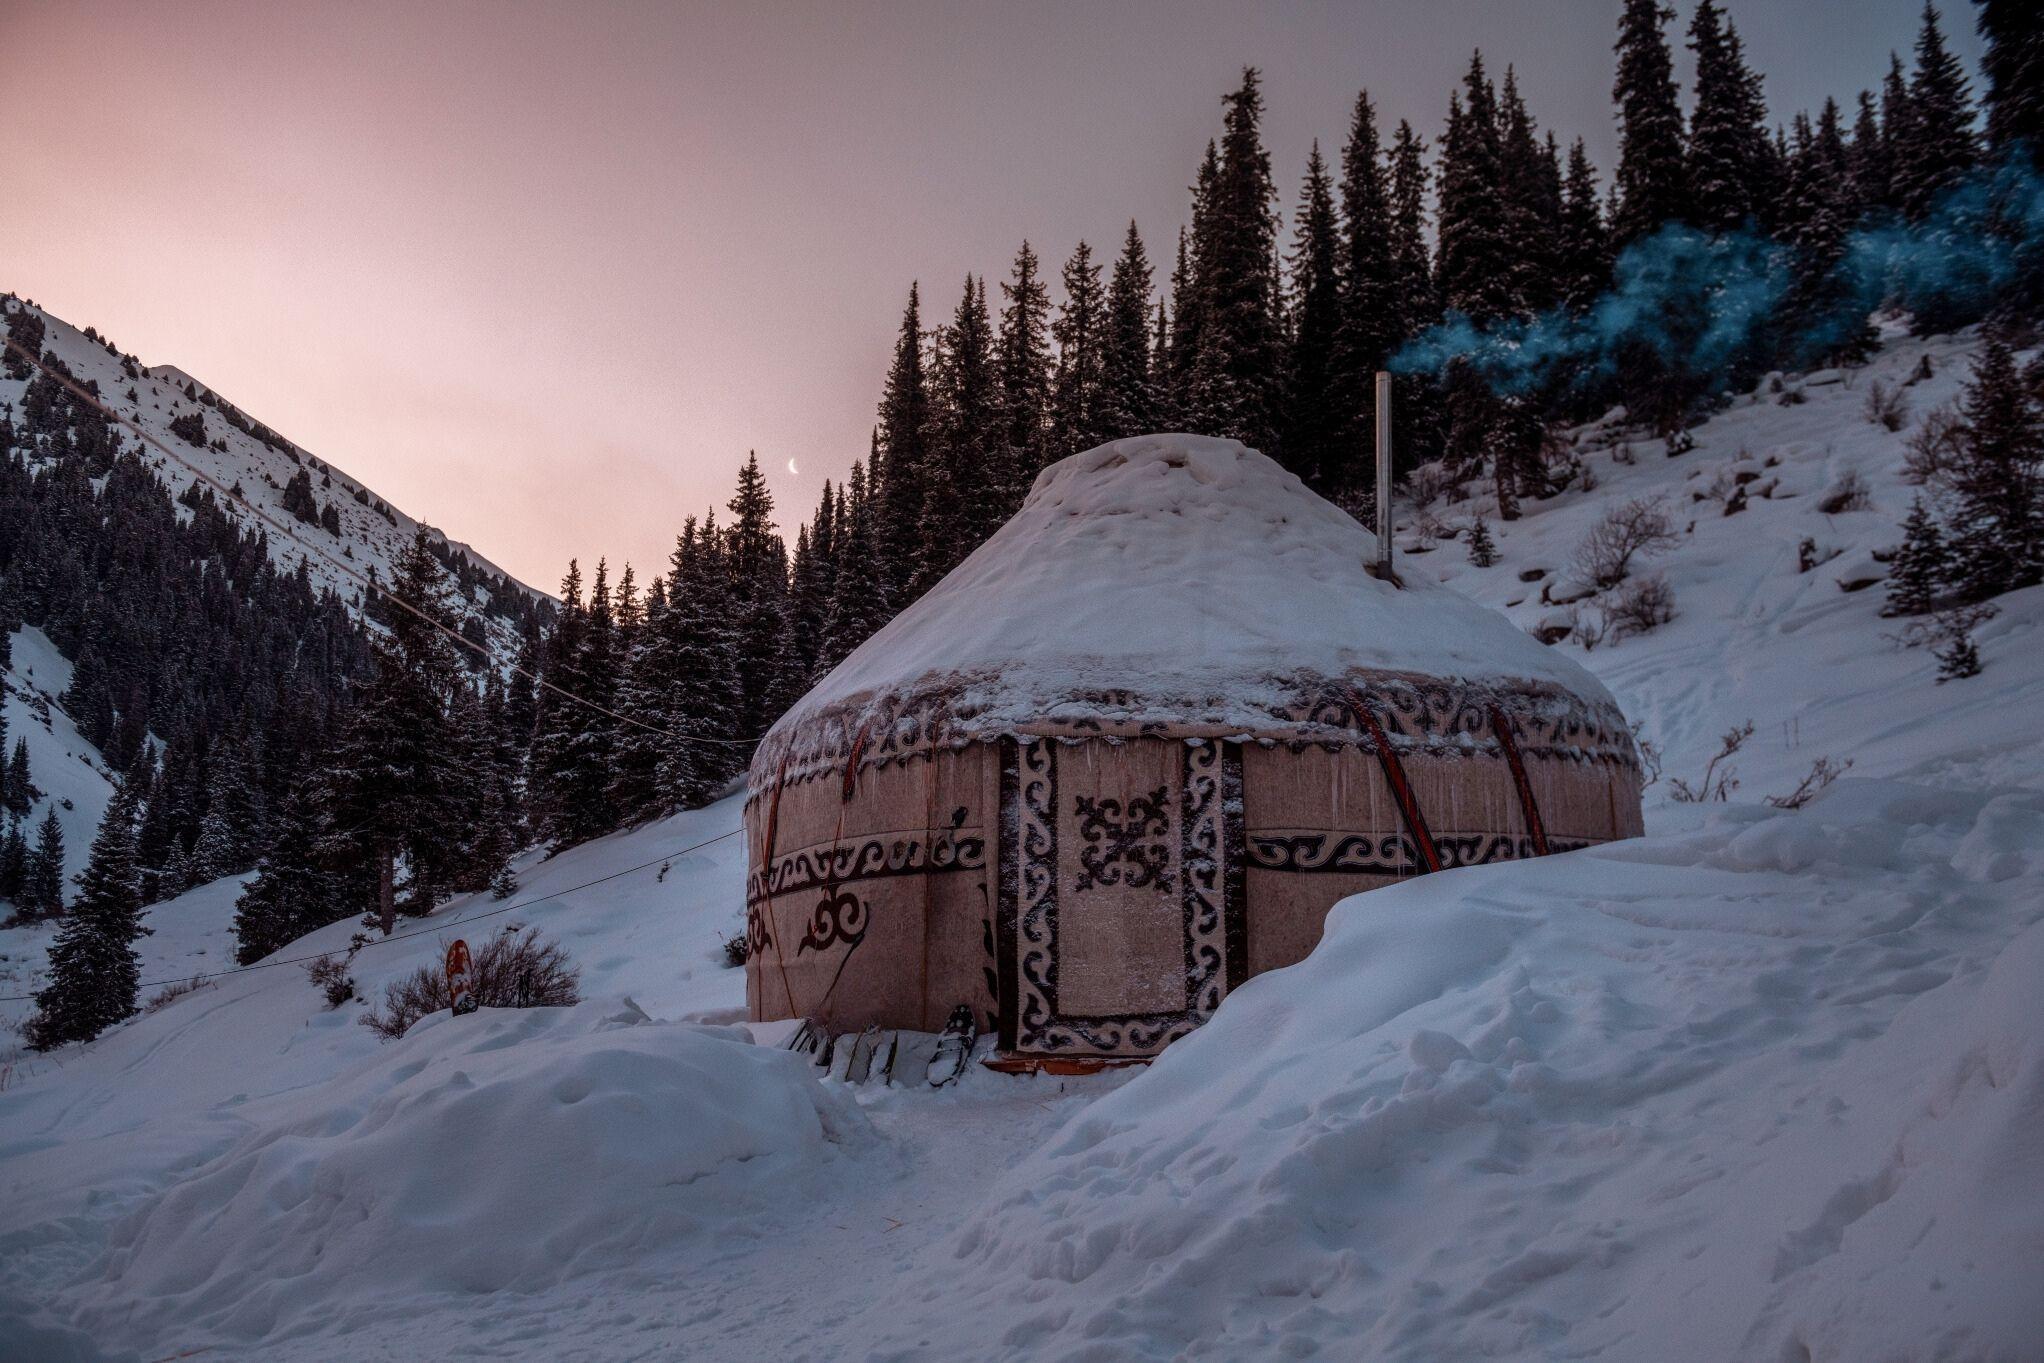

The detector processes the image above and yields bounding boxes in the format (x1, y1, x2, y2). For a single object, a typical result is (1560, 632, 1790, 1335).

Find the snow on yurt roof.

(775, 434, 1620, 742)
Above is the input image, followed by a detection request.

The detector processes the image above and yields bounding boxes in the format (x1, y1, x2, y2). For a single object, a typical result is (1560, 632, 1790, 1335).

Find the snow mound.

(83, 1003, 869, 1344)
(868, 779, 2044, 1361)
(782, 434, 1618, 737)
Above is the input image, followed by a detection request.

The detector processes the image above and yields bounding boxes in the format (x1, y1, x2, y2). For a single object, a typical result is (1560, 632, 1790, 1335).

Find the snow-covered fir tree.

(1885, 497, 1949, 617)
(22, 804, 66, 920)
(27, 784, 146, 1049)
(1282, 142, 1345, 491)
(1611, 0, 1690, 244)
(1892, 3, 1977, 221)
(995, 242, 1055, 503)
(1098, 223, 1158, 442)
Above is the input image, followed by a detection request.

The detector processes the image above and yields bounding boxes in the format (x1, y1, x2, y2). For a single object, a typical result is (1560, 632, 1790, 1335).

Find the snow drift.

(82, 1002, 869, 1345)
(870, 780, 2044, 1360)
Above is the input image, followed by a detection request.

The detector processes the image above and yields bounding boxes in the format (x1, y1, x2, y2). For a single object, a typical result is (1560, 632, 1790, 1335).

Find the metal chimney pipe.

(1374, 371, 1394, 581)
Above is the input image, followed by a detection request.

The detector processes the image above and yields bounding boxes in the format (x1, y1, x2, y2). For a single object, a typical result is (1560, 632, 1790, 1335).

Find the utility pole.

(1373, 371, 1396, 584)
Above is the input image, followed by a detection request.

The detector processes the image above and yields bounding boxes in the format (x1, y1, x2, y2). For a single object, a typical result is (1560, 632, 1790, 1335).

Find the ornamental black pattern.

(1073, 787, 1174, 893)
(796, 887, 870, 955)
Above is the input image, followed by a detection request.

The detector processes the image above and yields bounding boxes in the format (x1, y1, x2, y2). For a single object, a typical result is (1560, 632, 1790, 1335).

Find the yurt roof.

(766, 435, 1626, 760)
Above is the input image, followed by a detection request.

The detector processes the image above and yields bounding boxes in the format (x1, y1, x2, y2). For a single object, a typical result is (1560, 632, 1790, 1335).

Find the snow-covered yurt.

(746, 435, 1643, 1060)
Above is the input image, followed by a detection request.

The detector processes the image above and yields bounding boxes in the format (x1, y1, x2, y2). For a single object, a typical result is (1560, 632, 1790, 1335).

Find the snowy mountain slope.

(1, 628, 118, 885)
(1, 326, 2041, 1361)
(1, 296, 545, 640)
(0, 627, 124, 1037)
(1419, 321, 2043, 798)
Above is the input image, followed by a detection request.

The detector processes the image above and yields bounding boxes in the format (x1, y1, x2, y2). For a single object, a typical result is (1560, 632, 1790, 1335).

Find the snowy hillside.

(0, 628, 121, 1013)
(2, 326, 2041, 1361)
(1, 296, 545, 639)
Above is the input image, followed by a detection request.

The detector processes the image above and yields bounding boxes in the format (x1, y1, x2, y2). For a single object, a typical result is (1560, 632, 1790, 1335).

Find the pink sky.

(0, 0, 1978, 589)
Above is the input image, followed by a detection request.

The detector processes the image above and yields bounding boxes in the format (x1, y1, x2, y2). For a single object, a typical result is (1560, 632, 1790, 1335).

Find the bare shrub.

(1607, 574, 1676, 637)
(306, 954, 358, 1010)
(1902, 401, 1968, 487)
(304, 934, 367, 1010)
(721, 933, 751, 968)
(362, 927, 580, 1040)
(1862, 379, 1910, 431)
(1669, 720, 1756, 803)
(1401, 459, 1459, 510)
(1628, 720, 1664, 791)
(1408, 509, 1449, 551)
(1816, 469, 1872, 514)
(143, 974, 212, 1014)
(1565, 601, 1608, 651)
(1692, 465, 1737, 506)
(1767, 756, 1854, 810)
(1571, 495, 1679, 589)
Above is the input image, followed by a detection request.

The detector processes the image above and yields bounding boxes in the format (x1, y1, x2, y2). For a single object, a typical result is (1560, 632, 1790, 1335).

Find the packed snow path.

(3, 327, 2042, 1360)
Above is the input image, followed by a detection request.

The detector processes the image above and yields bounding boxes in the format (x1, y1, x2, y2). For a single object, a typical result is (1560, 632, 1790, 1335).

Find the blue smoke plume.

(1391, 155, 2044, 397)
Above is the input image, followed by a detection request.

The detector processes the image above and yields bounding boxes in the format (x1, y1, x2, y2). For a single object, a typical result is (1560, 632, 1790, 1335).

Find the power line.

(0, 826, 744, 1003)
(1, 333, 765, 748)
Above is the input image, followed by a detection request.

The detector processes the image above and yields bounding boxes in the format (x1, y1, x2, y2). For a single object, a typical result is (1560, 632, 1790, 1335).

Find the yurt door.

(996, 737, 1243, 1057)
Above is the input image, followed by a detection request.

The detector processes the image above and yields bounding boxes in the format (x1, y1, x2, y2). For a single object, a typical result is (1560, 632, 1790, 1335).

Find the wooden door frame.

(994, 735, 1245, 1057)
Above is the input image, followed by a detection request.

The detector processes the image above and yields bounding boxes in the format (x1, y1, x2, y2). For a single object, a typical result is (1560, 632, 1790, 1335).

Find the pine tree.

(926, 274, 1003, 575)
(1168, 146, 1220, 420)
(1283, 142, 1346, 490)
(1558, 139, 1612, 312)
(725, 453, 790, 745)
(1332, 92, 1400, 476)
(531, 557, 623, 850)
(23, 804, 65, 919)
(1437, 56, 1516, 324)
(1100, 223, 1158, 442)
(996, 243, 1055, 500)
(1687, 0, 1771, 233)
(1781, 102, 1879, 368)
(1935, 629, 1982, 679)
(1612, 0, 1690, 244)
(1950, 334, 2044, 601)
(816, 462, 890, 676)
(774, 523, 828, 701)
(232, 782, 356, 964)
(4, 737, 30, 817)
(0, 819, 26, 905)
(1498, 68, 1562, 317)
(874, 284, 934, 603)
(655, 517, 743, 809)
(1881, 53, 1918, 214)
(320, 528, 468, 931)
(1386, 119, 1443, 469)
(1849, 90, 1894, 211)
(1885, 497, 1950, 616)
(1184, 69, 1285, 452)
(1894, 3, 1978, 219)
(27, 785, 146, 1049)
(1467, 514, 1499, 567)
(186, 805, 236, 885)
(1049, 240, 1110, 462)
(1977, 0, 2044, 156)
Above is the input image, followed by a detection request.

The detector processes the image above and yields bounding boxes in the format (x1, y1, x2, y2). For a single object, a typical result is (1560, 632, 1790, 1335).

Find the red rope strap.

(1347, 688, 1442, 875)
(1488, 705, 1550, 858)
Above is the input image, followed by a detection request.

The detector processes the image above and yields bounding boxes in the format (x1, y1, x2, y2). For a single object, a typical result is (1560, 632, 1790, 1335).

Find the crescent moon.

(787, 457, 799, 475)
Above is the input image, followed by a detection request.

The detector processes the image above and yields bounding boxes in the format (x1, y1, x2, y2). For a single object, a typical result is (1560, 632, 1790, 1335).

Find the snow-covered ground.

(2, 326, 2041, 1361)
